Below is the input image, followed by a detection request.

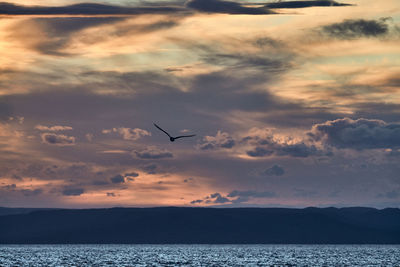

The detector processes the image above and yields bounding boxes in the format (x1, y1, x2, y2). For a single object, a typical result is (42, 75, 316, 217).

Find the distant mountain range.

(0, 207, 399, 244)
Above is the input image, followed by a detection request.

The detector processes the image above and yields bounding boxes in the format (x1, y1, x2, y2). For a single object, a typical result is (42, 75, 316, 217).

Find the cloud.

(124, 172, 139, 178)
(184, 177, 194, 183)
(85, 133, 93, 142)
(40, 133, 76, 146)
(106, 192, 116, 197)
(246, 147, 274, 157)
(274, 143, 321, 158)
(0, 0, 354, 17)
(202, 53, 292, 71)
(1, 184, 16, 190)
(261, 165, 285, 176)
(265, 0, 352, 9)
(190, 199, 203, 204)
(35, 125, 73, 131)
(199, 131, 235, 150)
(191, 192, 231, 205)
(0, 184, 43, 197)
(227, 190, 276, 198)
(209, 192, 230, 203)
(8, 116, 24, 124)
(185, 0, 274, 15)
(110, 174, 125, 184)
(193, 190, 277, 205)
(320, 18, 390, 39)
(103, 127, 151, 141)
(134, 147, 173, 159)
(244, 128, 327, 158)
(308, 118, 400, 150)
(62, 187, 84, 196)
(8, 17, 126, 56)
(6, 16, 184, 56)
(124, 172, 139, 181)
(0, 2, 184, 15)
(20, 188, 43, 197)
(143, 164, 157, 174)
(93, 180, 109, 186)
(228, 190, 277, 203)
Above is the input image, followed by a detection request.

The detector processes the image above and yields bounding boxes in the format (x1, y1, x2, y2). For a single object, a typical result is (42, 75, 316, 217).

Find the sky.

(0, 0, 399, 208)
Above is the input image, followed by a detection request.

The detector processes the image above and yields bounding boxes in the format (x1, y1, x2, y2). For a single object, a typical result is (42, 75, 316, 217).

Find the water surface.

(0, 244, 399, 266)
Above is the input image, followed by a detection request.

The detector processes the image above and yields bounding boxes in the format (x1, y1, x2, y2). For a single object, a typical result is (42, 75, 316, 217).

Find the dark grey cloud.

(254, 37, 284, 49)
(246, 147, 274, 157)
(0, 184, 43, 197)
(135, 20, 179, 32)
(20, 188, 43, 197)
(110, 174, 125, 184)
(265, 0, 352, 9)
(134, 147, 173, 159)
(62, 187, 84, 196)
(275, 143, 321, 158)
(107, 192, 116, 197)
(321, 18, 390, 39)
(40, 133, 75, 146)
(308, 118, 400, 150)
(0, 0, 354, 17)
(261, 165, 285, 176)
(124, 172, 138, 181)
(193, 190, 277, 205)
(93, 180, 109, 186)
(143, 164, 157, 174)
(0, 2, 184, 15)
(353, 102, 400, 124)
(185, 0, 274, 14)
(34, 17, 123, 36)
(202, 53, 292, 72)
(210, 192, 221, 198)
(210, 193, 230, 203)
(124, 172, 139, 178)
(246, 141, 326, 158)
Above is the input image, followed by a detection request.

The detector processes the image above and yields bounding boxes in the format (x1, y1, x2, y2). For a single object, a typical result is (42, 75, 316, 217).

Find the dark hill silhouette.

(0, 207, 55, 216)
(0, 207, 399, 244)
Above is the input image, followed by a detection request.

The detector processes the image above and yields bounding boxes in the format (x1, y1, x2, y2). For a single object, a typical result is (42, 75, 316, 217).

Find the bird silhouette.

(154, 123, 196, 142)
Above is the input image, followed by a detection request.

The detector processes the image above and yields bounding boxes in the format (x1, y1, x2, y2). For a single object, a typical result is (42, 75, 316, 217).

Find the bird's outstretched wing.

(174, 134, 196, 139)
(154, 123, 171, 137)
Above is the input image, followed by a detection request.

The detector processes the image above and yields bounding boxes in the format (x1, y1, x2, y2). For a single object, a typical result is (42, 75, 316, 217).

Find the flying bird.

(154, 123, 196, 142)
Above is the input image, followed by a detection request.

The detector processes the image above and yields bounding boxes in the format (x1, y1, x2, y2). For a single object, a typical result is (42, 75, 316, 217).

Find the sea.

(0, 244, 399, 266)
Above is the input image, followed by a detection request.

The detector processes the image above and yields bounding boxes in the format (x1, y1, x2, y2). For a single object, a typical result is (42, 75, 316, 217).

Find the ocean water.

(0, 244, 399, 266)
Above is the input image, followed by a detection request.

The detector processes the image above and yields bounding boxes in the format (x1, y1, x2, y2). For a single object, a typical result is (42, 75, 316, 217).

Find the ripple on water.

(0, 244, 399, 266)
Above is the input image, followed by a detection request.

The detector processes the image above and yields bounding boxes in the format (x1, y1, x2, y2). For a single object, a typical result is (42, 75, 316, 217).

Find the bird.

(153, 123, 196, 142)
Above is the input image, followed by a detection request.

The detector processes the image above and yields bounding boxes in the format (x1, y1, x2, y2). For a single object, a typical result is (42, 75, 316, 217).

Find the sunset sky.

(0, 0, 399, 208)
